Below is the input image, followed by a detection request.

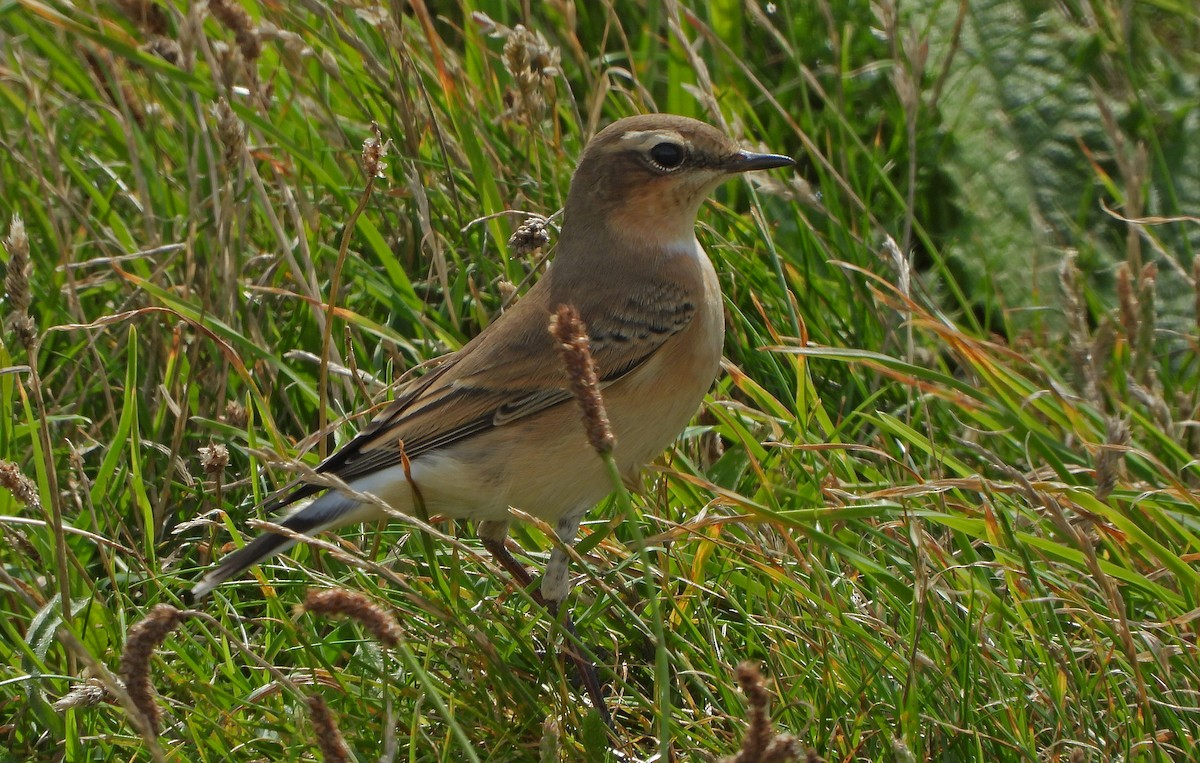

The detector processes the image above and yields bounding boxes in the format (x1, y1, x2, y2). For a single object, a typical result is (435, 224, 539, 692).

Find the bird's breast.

(604, 240, 724, 472)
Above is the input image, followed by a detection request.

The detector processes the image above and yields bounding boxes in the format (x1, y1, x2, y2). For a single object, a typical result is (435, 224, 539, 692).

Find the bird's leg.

(542, 511, 613, 729)
(478, 519, 542, 601)
(477, 516, 613, 728)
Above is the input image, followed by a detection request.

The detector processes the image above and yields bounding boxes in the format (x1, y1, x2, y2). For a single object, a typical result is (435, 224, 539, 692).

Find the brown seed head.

(549, 304, 614, 455)
(307, 694, 350, 763)
(120, 604, 187, 736)
(1116, 263, 1137, 340)
(1094, 416, 1129, 502)
(53, 678, 112, 712)
(0, 459, 40, 510)
(223, 399, 248, 428)
(362, 123, 389, 179)
(199, 443, 230, 476)
(214, 98, 244, 171)
(208, 0, 260, 62)
(721, 661, 806, 763)
(502, 25, 558, 123)
(303, 588, 402, 648)
(4, 215, 29, 314)
(3, 214, 35, 349)
(508, 216, 551, 256)
(1134, 262, 1158, 365)
(143, 37, 181, 65)
(113, 0, 169, 36)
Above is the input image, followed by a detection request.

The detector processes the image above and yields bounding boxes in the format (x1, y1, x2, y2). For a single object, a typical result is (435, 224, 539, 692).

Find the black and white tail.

(189, 490, 359, 599)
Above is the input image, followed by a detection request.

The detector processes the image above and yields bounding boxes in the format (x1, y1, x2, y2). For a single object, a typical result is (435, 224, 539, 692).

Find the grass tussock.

(0, 0, 1197, 761)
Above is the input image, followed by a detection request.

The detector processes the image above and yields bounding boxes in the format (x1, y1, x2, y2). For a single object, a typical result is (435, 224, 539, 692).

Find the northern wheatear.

(191, 114, 793, 606)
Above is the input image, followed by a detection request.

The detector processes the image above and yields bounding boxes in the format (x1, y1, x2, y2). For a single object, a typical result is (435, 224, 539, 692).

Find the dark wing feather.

(585, 280, 697, 380)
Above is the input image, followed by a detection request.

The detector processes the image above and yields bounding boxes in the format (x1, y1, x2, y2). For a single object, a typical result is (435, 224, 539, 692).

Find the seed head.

(549, 304, 614, 455)
(303, 588, 402, 648)
(120, 604, 187, 736)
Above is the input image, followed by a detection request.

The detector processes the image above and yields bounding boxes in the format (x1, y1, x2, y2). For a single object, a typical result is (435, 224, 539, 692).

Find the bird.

(190, 114, 794, 607)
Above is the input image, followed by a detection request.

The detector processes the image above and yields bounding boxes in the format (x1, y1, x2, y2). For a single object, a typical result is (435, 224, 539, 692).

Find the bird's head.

(562, 114, 794, 252)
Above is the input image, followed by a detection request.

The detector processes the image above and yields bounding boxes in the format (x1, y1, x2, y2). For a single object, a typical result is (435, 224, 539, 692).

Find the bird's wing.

(264, 277, 697, 511)
(582, 279, 697, 380)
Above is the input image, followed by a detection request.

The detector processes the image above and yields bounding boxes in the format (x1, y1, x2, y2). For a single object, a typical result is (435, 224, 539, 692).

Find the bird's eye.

(648, 142, 685, 170)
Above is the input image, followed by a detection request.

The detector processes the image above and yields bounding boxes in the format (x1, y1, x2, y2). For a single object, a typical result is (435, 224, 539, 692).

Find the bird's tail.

(189, 491, 360, 600)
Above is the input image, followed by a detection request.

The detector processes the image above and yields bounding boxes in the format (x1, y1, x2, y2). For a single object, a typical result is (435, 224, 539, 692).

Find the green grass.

(1, 0, 1199, 760)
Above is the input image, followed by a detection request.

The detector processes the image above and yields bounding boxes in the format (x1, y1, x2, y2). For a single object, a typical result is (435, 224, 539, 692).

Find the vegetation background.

(1, 0, 1198, 760)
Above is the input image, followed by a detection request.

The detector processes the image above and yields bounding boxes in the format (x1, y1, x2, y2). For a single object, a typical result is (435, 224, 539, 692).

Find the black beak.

(723, 149, 796, 173)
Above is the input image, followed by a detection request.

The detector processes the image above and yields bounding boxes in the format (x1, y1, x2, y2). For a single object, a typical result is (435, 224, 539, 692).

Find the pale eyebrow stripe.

(619, 130, 688, 151)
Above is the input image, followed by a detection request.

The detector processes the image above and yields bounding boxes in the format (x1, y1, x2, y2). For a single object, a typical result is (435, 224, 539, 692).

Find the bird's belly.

(406, 411, 618, 524)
